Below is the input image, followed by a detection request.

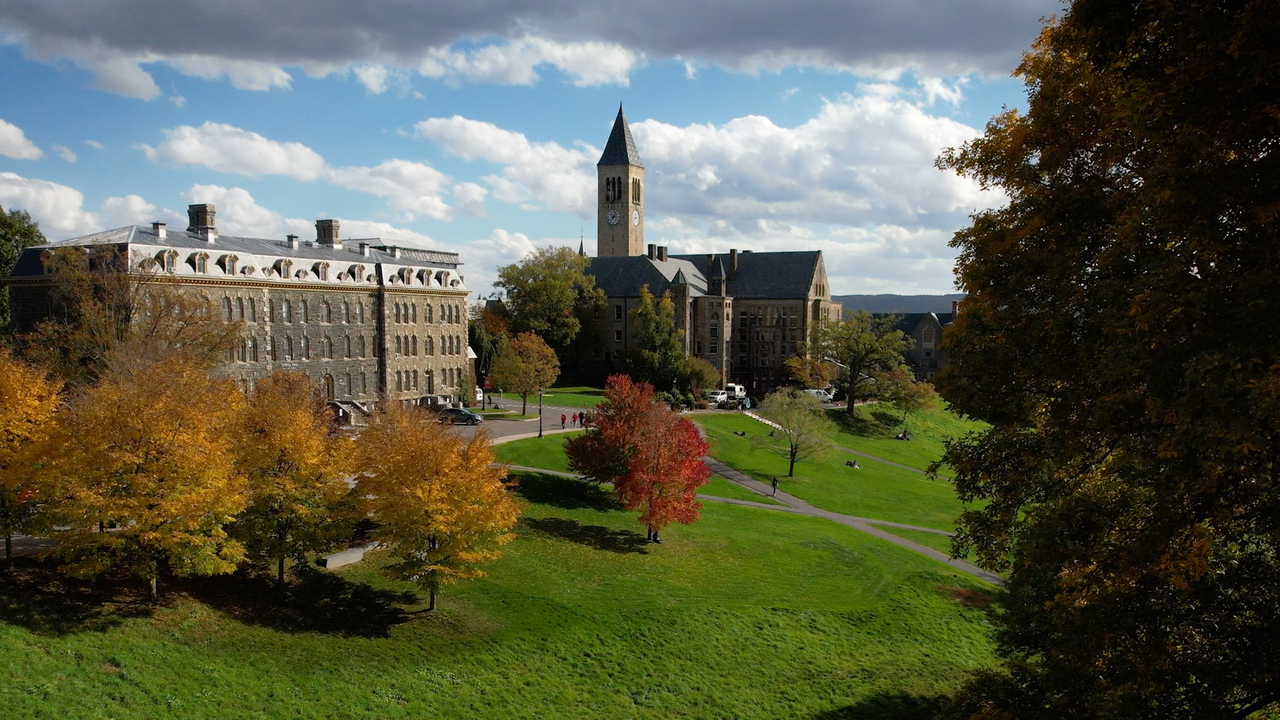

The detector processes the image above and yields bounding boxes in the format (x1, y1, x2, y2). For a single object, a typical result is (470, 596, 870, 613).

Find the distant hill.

(833, 294, 966, 314)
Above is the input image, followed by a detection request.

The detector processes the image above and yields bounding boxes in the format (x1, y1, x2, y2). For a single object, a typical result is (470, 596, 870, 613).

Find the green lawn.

(824, 400, 986, 476)
(0, 471, 997, 719)
(489, 385, 605, 411)
(701, 475, 786, 505)
(492, 431, 582, 474)
(697, 414, 969, 532)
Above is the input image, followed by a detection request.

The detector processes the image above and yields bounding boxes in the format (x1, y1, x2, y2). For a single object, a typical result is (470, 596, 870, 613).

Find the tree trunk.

(278, 552, 286, 585)
(428, 587, 436, 611)
(522, 394, 528, 415)
(788, 447, 797, 477)
(4, 532, 11, 570)
(150, 575, 158, 601)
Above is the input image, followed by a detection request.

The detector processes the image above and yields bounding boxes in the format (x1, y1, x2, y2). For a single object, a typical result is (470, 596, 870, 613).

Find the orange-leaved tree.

(0, 348, 62, 569)
(54, 353, 248, 598)
(489, 331, 559, 415)
(567, 375, 710, 542)
(355, 405, 519, 611)
(236, 371, 355, 586)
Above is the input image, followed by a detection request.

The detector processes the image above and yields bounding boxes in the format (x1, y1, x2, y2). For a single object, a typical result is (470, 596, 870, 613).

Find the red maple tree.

(567, 375, 710, 542)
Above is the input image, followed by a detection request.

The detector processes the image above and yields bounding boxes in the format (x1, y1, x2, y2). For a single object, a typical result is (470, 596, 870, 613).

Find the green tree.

(754, 388, 833, 477)
(811, 310, 912, 414)
(0, 206, 47, 335)
(936, 3, 1280, 718)
(624, 285, 686, 392)
(490, 331, 560, 415)
(494, 246, 605, 352)
(875, 367, 938, 423)
(682, 356, 720, 397)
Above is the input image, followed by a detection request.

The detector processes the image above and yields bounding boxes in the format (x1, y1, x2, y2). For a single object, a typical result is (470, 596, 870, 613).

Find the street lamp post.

(537, 388, 544, 438)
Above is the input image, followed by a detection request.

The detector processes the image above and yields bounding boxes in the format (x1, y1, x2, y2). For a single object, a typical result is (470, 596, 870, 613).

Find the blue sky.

(0, 0, 1060, 298)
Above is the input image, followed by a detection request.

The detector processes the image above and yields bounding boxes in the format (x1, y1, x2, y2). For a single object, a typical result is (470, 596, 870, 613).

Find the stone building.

(584, 107, 842, 395)
(883, 310, 954, 380)
(6, 204, 472, 420)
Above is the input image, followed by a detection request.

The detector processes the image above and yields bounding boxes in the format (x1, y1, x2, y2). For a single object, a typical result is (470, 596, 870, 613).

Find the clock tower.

(597, 105, 645, 257)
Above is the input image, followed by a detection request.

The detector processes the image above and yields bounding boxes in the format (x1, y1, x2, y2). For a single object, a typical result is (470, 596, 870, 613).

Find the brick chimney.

(729, 248, 738, 279)
(152, 222, 166, 240)
(647, 243, 656, 260)
(657, 246, 667, 262)
(316, 219, 342, 249)
(286, 234, 299, 250)
(187, 204, 217, 243)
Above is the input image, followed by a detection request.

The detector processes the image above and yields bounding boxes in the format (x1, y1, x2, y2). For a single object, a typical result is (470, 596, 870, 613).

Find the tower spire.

(598, 104, 643, 167)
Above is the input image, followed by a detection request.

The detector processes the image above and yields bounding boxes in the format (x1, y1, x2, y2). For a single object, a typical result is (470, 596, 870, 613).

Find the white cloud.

(416, 116, 596, 216)
(419, 37, 640, 87)
(140, 122, 327, 180)
(98, 194, 172, 227)
(0, 172, 97, 235)
(165, 54, 292, 91)
(0, 119, 43, 159)
(84, 140, 104, 150)
(352, 63, 390, 94)
(51, 144, 76, 162)
(452, 182, 488, 217)
(326, 159, 454, 220)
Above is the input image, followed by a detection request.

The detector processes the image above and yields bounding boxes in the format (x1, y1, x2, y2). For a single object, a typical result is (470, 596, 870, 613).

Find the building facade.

(883, 311, 954, 380)
(6, 204, 472, 420)
(584, 108, 842, 396)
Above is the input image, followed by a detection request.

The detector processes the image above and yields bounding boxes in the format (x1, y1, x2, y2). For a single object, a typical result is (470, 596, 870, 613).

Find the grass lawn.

(492, 431, 582, 474)
(701, 476, 786, 505)
(0, 471, 997, 719)
(697, 414, 969, 532)
(490, 385, 605, 411)
(824, 400, 986, 476)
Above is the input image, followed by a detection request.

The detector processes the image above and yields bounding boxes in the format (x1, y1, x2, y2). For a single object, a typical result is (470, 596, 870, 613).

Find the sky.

(0, 0, 1061, 299)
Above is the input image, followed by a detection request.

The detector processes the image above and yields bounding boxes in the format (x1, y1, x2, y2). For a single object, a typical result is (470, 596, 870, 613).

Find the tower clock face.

(632, 210, 640, 226)
(606, 209, 621, 226)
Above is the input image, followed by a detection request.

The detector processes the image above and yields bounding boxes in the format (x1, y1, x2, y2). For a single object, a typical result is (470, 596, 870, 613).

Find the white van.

(804, 388, 834, 403)
(725, 383, 747, 399)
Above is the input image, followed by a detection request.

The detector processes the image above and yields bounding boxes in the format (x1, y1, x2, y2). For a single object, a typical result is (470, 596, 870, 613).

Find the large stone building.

(585, 106, 842, 395)
(6, 204, 472, 419)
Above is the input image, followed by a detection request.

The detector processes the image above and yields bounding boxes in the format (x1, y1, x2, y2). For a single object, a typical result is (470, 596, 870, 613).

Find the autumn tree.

(875, 367, 938, 423)
(355, 405, 519, 611)
(754, 388, 833, 477)
(19, 247, 239, 386)
(936, 2, 1280, 718)
(810, 310, 912, 413)
(490, 331, 560, 415)
(468, 303, 505, 383)
(0, 348, 61, 568)
(0, 205, 46, 335)
(783, 346, 836, 389)
(235, 371, 354, 585)
(567, 375, 710, 542)
(54, 352, 248, 599)
(493, 246, 606, 353)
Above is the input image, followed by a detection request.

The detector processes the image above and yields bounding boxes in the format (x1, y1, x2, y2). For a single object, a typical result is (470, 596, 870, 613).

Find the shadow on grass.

(0, 557, 153, 636)
(522, 517, 650, 554)
(811, 691, 947, 720)
(511, 471, 623, 511)
(828, 407, 899, 439)
(184, 565, 419, 638)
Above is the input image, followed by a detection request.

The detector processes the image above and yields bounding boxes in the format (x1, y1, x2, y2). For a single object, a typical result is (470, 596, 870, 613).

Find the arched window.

(343, 302, 350, 324)
(440, 335, 446, 356)
(236, 298, 245, 322)
(345, 336, 352, 358)
(412, 304, 417, 323)
(301, 336, 310, 359)
(286, 337, 294, 361)
(394, 303, 401, 324)
(317, 263, 329, 282)
(345, 372, 352, 397)
(195, 254, 209, 274)
(250, 338, 258, 362)
(359, 335, 366, 357)
(412, 336, 418, 356)
(396, 371, 403, 392)
(163, 250, 178, 273)
(324, 336, 333, 359)
(270, 337, 278, 361)
(361, 372, 367, 395)
(395, 336, 402, 356)
(412, 370, 419, 390)
(301, 300, 309, 323)
(283, 299, 292, 323)
(238, 340, 247, 362)
(221, 297, 232, 322)
(357, 303, 364, 324)
(225, 255, 238, 275)
(247, 299, 256, 323)
(425, 304, 432, 323)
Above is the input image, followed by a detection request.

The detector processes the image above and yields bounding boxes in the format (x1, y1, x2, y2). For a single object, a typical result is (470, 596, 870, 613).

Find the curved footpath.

(497, 421, 1004, 588)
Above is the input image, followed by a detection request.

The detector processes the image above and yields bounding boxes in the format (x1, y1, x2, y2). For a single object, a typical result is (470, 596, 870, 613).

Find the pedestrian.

(571, 412, 579, 427)
(561, 413, 567, 429)
(771, 476, 779, 496)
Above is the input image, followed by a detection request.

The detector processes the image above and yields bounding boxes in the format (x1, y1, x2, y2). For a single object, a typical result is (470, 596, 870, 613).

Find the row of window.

(228, 334, 377, 363)
(393, 366, 464, 393)
(602, 176, 641, 204)
(221, 296, 369, 325)
(393, 334, 464, 357)
(391, 301, 463, 325)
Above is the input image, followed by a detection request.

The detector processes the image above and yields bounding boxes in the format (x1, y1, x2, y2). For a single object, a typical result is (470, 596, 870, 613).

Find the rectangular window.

(614, 330, 623, 342)
(614, 304, 623, 321)
(695, 341, 702, 354)
(709, 326, 718, 339)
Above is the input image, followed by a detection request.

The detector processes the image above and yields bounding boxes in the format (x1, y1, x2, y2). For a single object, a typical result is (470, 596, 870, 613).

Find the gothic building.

(584, 106, 842, 395)
(5, 204, 472, 420)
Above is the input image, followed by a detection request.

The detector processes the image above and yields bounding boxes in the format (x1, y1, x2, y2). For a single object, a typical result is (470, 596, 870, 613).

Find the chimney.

(952, 300, 959, 315)
(657, 246, 667, 262)
(730, 248, 738, 279)
(187, 204, 217, 243)
(647, 243, 656, 260)
(152, 222, 166, 240)
(359, 242, 370, 257)
(390, 247, 401, 259)
(316, 219, 342, 249)
(286, 234, 299, 250)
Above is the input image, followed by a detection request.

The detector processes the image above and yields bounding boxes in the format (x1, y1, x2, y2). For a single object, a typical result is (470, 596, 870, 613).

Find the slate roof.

(587, 250, 824, 301)
(597, 105, 643, 167)
(883, 312, 955, 334)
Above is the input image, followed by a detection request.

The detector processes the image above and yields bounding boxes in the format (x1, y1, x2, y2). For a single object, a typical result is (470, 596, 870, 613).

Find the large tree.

(235, 371, 354, 585)
(936, 2, 1280, 718)
(0, 348, 61, 568)
(356, 404, 519, 611)
(490, 331, 560, 415)
(54, 353, 248, 599)
(567, 375, 709, 542)
(754, 388, 833, 477)
(624, 285, 688, 393)
(810, 310, 912, 413)
(0, 206, 46, 335)
(493, 246, 605, 352)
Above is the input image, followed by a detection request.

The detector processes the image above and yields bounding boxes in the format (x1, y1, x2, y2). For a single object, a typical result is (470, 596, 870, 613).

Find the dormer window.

(224, 255, 238, 276)
(276, 259, 293, 278)
(316, 263, 330, 281)
(194, 253, 209, 274)
(161, 250, 178, 273)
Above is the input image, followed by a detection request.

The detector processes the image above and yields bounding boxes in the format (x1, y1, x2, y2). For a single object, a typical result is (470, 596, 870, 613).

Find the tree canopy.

(0, 206, 46, 335)
(809, 310, 912, 413)
(493, 246, 605, 352)
(624, 285, 687, 393)
(755, 388, 833, 477)
(490, 331, 560, 415)
(0, 346, 61, 568)
(936, 2, 1280, 717)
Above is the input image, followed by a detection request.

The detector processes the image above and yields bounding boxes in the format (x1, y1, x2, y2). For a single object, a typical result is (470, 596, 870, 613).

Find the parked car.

(804, 388, 834, 403)
(705, 389, 729, 405)
(439, 408, 483, 425)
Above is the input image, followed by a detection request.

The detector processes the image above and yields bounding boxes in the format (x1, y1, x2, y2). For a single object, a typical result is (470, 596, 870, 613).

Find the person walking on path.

(561, 413, 567, 429)
(571, 412, 579, 427)
(771, 476, 779, 496)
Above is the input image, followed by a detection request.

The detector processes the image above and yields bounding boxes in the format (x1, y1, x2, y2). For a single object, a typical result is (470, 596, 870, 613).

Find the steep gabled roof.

(668, 250, 823, 300)
(597, 104, 643, 167)
(585, 255, 708, 298)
